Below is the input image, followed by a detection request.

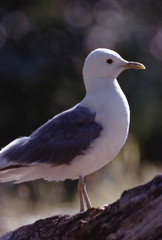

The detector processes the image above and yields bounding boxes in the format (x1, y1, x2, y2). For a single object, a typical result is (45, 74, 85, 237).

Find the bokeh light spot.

(84, 26, 117, 51)
(2, 11, 30, 39)
(149, 28, 162, 61)
(64, 2, 92, 29)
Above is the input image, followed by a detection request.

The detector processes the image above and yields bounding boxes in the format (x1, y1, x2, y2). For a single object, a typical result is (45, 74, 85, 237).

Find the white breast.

(74, 80, 130, 176)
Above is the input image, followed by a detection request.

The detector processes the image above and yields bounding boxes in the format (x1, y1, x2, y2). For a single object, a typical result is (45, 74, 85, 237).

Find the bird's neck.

(81, 78, 127, 113)
(84, 77, 118, 94)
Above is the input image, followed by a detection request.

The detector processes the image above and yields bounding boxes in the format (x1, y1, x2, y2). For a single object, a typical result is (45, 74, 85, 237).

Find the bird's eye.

(107, 59, 113, 64)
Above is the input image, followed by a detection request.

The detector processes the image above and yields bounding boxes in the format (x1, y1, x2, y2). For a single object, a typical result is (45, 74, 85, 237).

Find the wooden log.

(0, 174, 162, 240)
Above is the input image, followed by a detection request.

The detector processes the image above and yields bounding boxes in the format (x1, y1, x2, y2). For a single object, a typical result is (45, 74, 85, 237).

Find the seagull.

(0, 48, 145, 211)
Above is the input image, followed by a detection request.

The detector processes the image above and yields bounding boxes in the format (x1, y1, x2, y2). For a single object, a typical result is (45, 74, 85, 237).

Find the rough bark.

(0, 175, 162, 240)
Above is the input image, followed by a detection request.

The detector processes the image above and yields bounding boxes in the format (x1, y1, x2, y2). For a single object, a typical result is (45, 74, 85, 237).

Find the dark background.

(0, 0, 162, 234)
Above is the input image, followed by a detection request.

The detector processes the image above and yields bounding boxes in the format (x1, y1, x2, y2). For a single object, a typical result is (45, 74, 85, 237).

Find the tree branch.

(1, 175, 162, 240)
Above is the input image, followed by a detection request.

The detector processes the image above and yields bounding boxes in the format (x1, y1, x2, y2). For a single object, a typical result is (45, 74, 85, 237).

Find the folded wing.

(0, 106, 103, 182)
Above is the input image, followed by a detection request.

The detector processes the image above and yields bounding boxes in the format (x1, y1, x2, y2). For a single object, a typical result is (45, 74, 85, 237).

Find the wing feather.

(0, 106, 103, 171)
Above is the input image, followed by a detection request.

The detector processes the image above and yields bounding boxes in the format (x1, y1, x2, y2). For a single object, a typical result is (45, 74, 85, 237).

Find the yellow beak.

(122, 61, 146, 70)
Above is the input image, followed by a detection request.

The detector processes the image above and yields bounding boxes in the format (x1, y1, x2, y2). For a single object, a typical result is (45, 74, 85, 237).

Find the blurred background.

(0, 0, 162, 235)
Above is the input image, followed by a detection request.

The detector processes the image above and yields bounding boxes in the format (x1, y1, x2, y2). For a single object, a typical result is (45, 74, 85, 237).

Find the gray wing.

(0, 106, 103, 170)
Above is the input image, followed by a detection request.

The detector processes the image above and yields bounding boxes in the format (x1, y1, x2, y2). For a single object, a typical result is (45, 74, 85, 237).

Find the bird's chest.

(97, 94, 129, 137)
(96, 91, 130, 148)
(90, 93, 129, 155)
(77, 87, 130, 175)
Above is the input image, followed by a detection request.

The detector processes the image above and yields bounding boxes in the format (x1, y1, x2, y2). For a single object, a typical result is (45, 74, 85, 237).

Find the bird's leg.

(78, 182, 84, 212)
(81, 176, 92, 209)
(78, 176, 84, 211)
(78, 175, 92, 211)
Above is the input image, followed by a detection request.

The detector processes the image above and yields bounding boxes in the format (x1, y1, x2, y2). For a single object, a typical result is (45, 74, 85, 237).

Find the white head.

(83, 48, 145, 92)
